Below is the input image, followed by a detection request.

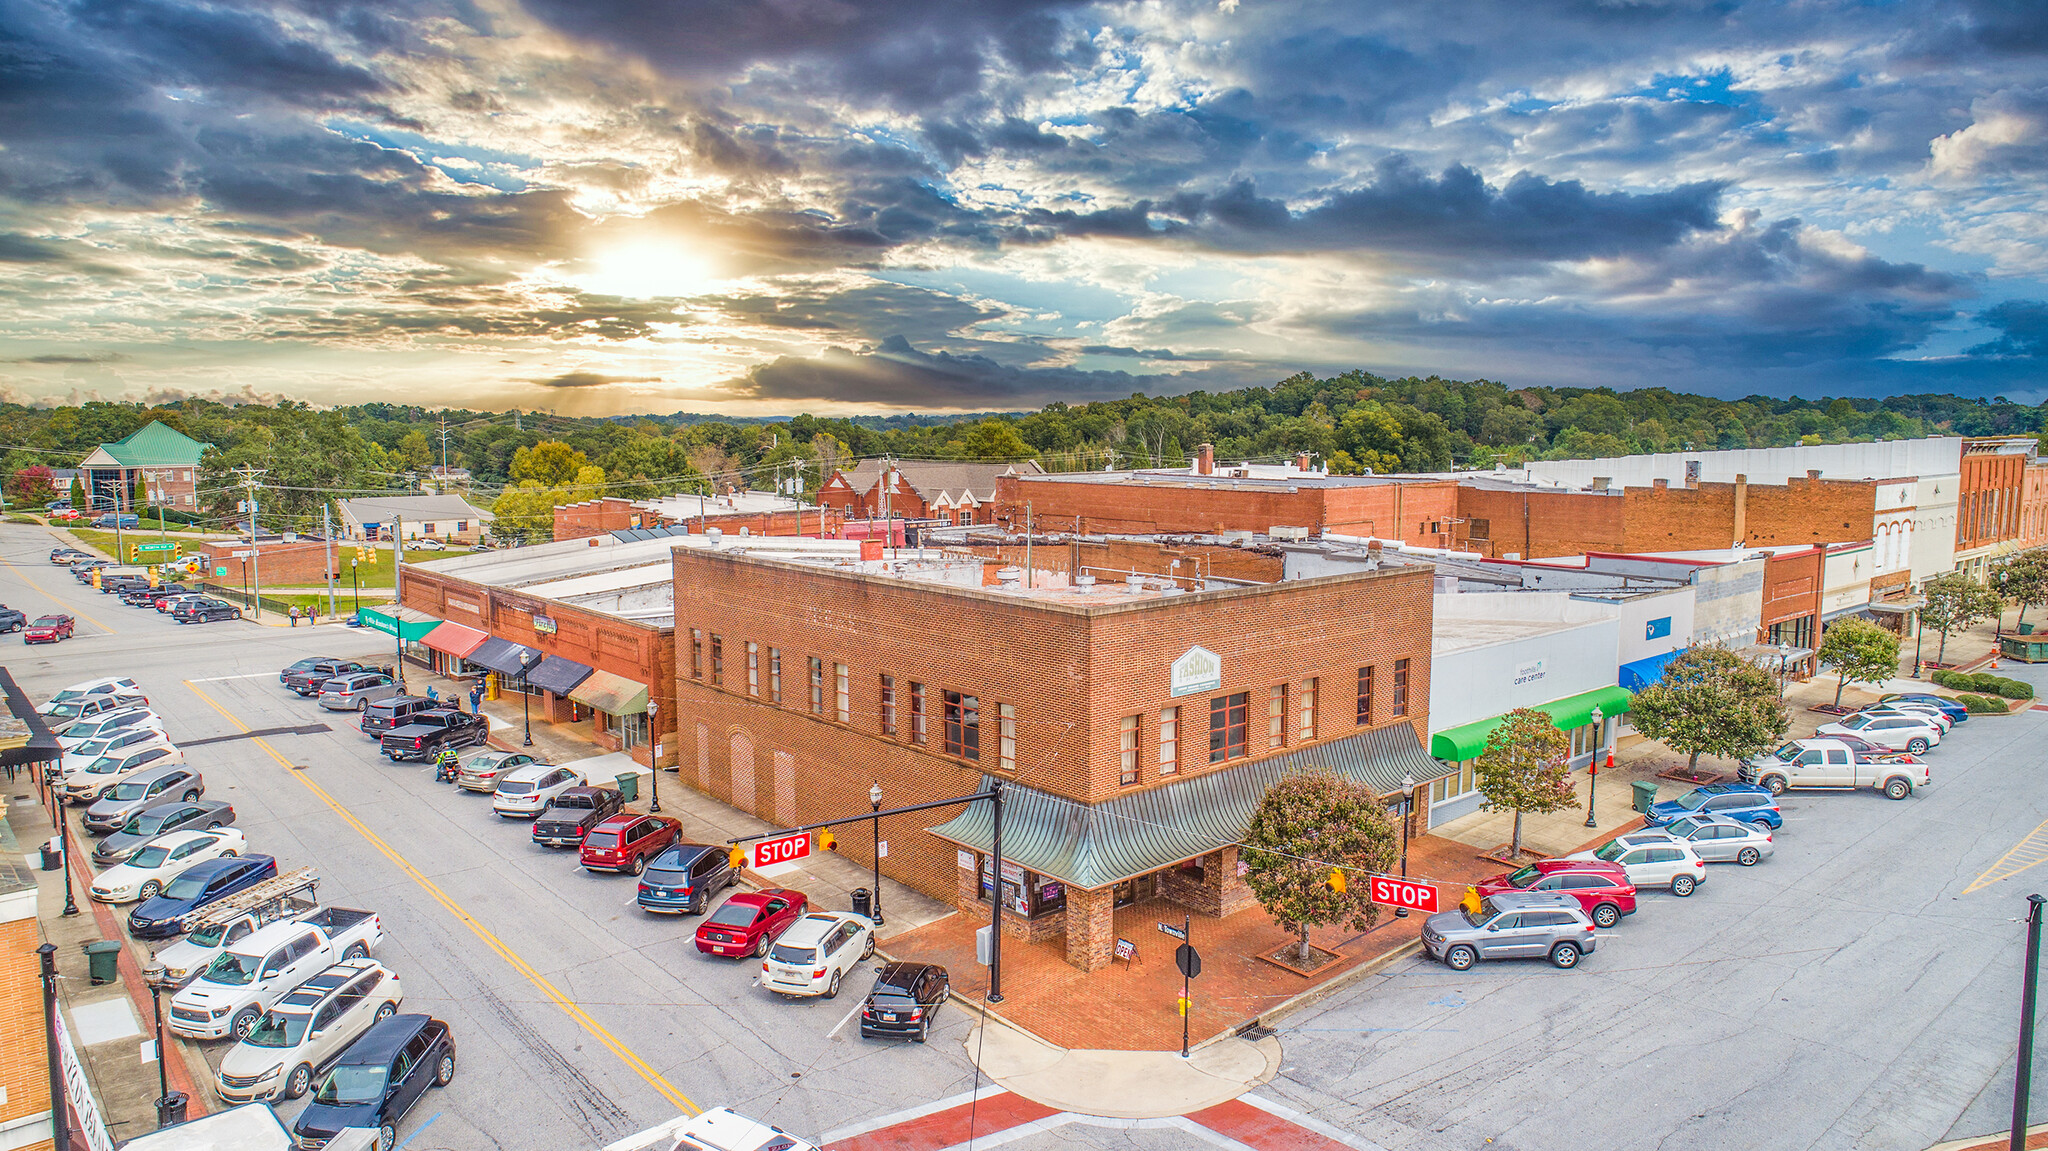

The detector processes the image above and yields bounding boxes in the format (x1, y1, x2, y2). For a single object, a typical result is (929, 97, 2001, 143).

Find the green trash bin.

(1631, 779, 1659, 814)
(82, 940, 123, 986)
(2023, 623, 2037, 636)
(615, 772, 639, 803)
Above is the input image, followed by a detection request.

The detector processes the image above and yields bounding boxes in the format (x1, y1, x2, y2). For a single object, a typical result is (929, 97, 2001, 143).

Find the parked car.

(667, 1110, 821, 1151)
(156, 593, 206, 613)
(214, 958, 404, 1104)
(94, 800, 236, 865)
(0, 604, 24, 632)
(858, 962, 949, 1041)
(1421, 891, 1599, 971)
(1567, 836, 1708, 895)
(55, 705, 161, 747)
(90, 829, 247, 903)
(1474, 859, 1637, 928)
(359, 695, 436, 738)
(637, 844, 738, 915)
(531, 786, 624, 848)
(1816, 711, 1943, 754)
(491, 764, 587, 819)
(60, 725, 174, 775)
(121, 584, 185, 606)
(456, 750, 538, 794)
(129, 854, 279, 940)
(284, 659, 371, 696)
(145, 880, 336, 991)
(289, 1014, 455, 1151)
(48, 677, 142, 704)
(25, 614, 74, 643)
(1738, 738, 1931, 799)
(1880, 692, 1969, 723)
(1650, 813, 1776, 865)
(61, 743, 186, 804)
(92, 512, 140, 529)
(169, 912, 386, 1040)
(1857, 702, 1952, 731)
(379, 708, 488, 761)
(317, 672, 399, 712)
(762, 912, 876, 1000)
(695, 888, 808, 959)
(172, 598, 242, 624)
(83, 764, 204, 831)
(579, 813, 681, 874)
(49, 548, 92, 564)
(1643, 782, 1783, 831)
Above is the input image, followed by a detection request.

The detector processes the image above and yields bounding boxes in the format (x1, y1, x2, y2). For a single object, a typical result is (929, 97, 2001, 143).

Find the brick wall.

(201, 539, 338, 586)
(1450, 476, 1877, 559)
(0, 914, 52, 1151)
(1960, 452, 2027, 549)
(555, 498, 641, 541)
(944, 538, 1285, 588)
(1453, 487, 1626, 558)
(993, 475, 1461, 541)
(651, 508, 845, 538)
(1731, 476, 1878, 548)
(1761, 547, 1823, 627)
(2023, 465, 2048, 550)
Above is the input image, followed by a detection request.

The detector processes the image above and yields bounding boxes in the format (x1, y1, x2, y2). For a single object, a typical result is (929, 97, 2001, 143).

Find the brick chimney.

(1196, 444, 1215, 476)
(1295, 452, 1311, 472)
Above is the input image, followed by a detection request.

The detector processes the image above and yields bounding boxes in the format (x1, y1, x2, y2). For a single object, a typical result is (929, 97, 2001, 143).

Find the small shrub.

(1960, 693, 2010, 714)
(1996, 678, 2035, 700)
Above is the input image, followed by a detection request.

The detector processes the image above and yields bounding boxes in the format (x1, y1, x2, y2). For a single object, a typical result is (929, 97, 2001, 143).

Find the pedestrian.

(306, 604, 317, 625)
(469, 683, 485, 714)
(435, 746, 459, 783)
(426, 685, 439, 704)
(289, 605, 300, 627)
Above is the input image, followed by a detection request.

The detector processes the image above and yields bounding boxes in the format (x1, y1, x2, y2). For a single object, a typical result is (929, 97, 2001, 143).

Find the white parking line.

(825, 999, 864, 1039)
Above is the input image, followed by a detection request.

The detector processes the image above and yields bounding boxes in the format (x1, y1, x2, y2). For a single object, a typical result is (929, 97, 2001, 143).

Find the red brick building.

(1759, 546, 1824, 678)
(200, 538, 337, 587)
(2021, 463, 2048, 552)
(821, 460, 1045, 526)
(555, 496, 843, 543)
(1955, 437, 2036, 577)
(669, 541, 1445, 970)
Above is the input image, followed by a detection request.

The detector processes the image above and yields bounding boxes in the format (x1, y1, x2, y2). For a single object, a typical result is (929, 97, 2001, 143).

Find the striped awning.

(568, 670, 649, 715)
(927, 723, 1449, 890)
(421, 621, 488, 657)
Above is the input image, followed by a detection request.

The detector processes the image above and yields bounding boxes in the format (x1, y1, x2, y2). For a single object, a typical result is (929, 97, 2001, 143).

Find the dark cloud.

(729, 336, 1247, 407)
(5, 352, 128, 364)
(532, 371, 664, 388)
(1968, 300, 2048, 358)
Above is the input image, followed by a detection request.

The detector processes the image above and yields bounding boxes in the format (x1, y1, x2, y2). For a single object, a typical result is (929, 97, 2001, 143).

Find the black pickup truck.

(379, 709, 490, 761)
(532, 786, 625, 848)
(281, 659, 372, 695)
(120, 584, 185, 607)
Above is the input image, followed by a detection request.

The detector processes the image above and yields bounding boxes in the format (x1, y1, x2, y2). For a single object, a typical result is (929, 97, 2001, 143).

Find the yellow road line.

(0, 554, 116, 634)
(183, 679, 701, 1116)
(1965, 816, 2048, 895)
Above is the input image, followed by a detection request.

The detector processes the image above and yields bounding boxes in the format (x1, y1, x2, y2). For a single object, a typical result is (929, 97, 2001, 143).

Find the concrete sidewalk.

(962, 1015, 1279, 1119)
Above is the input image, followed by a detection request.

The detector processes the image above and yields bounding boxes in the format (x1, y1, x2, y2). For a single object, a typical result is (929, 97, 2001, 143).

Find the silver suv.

(1421, 891, 1598, 971)
(318, 672, 399, 712)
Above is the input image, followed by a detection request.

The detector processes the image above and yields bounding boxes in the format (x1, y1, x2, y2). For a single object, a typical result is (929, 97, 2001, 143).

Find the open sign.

(1369, 875, 1439, 913)
(752, 832, 812, 869)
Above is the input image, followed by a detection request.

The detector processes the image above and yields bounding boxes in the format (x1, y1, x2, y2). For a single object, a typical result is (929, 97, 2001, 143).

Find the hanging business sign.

(1170, 646, 1223, 697)
(532, 615, 558, 635)
(55, 1014, 115, 1151)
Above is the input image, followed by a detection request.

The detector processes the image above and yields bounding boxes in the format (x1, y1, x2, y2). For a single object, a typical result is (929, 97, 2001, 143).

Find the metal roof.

(927, 724, 1450, 890)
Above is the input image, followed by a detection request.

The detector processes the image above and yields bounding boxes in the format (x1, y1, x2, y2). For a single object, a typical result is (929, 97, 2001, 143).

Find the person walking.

(469, 682, 485, 715)
(289, 605, 300, 627)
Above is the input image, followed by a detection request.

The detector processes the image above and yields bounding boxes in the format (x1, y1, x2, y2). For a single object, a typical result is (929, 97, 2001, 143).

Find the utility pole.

(391, 514, 405, 692)
(1025, 501, 1034, 588)
(39, 944, 68, 1151)
(233, 466, 266, 620)
(881, 456, 891, 546)
(438, 416, 452, 474)
(323, 506, 337, 619)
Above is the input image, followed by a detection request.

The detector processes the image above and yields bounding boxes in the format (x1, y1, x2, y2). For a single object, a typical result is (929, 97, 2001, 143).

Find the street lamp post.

(1396, 772, 1415, 919)
(1585, 705, 1604, 829)
(39, 944, 68, 1151)
(869, 782, 885, 927)
(645, 699, 660, 813)
(350, 559, 360, 617)
(519, 652, 534, 747)
(149, 984, 174, 1125)
(59, 799, 78, 917)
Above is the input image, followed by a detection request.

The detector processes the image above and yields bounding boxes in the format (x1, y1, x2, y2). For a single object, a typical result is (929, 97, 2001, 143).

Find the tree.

(1473, 709, 1576, 858)
(954, 420, 1033, 460)
(1918, 571, 2004, 664)
(1989, 551, 2048, 633)
(130, 470, 148, 509)
(68, 475, 86, 509)
(1241, 769, 1399, 965)
(1817, 617, 1901, 706)
(1629, 648, 1789, 775)
(509, 440, 589, 487)
(8, 465, 57, 505)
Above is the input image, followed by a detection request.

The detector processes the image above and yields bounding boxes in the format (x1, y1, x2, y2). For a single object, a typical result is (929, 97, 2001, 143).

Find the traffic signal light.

(1328, 868, 1346, 894)
(819, 830, 837, 852)
(728, 846, 748, 870)
(1460, 886, 1482, 915)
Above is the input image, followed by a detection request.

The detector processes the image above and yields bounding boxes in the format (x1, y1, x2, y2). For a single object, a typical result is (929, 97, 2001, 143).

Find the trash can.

(614, 772, 639, 803)
(39, 841, 60, 871)
(155, 1091, 188, 1129)
(2024, 623, 2037, 636)
(1631, 780, 1659, 814)
(82, 940, 123, 986)
(851, 888, 872, 919)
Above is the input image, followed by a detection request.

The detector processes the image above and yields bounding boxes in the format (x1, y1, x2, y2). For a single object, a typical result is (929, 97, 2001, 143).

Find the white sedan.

(1816, 711, 1944, 754)
(761, 912, 876, 999)
(90, 829, 247, 903)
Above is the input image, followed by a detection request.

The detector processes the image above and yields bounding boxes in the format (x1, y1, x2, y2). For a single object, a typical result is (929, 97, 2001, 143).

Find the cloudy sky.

(2, 0, 2044, 415)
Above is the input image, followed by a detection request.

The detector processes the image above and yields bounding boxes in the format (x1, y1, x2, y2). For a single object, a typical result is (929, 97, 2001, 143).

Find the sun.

(572, 242, 720, 299)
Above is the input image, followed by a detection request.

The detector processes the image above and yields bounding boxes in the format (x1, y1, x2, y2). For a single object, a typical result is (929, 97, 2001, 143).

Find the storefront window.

(976, 855, 1065, 917)
(619, 711, 648, 749)
(1431, 760, 1477, 803)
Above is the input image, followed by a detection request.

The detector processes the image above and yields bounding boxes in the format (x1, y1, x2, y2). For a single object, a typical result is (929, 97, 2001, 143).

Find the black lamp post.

(150, 984, 174, 1124)
(869, 781, 885, 927)
(39, 944, 68, 1151)
(519, 652, 534, 747)
(1396, 772, 1415, 918)
(59, 799, 78, 917)
(350, 559, 360, 616)
(1584, 705, 1604, 829)
(646, 699, 661, 813)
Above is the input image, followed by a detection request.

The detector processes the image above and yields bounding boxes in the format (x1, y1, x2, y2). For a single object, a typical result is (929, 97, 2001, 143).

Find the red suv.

(578, 813, 681, 875)
(1477, 859, 1637, 928)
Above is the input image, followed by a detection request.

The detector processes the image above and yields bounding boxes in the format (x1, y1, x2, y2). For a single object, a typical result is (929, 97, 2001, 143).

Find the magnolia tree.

(1629, 647, 1788, 775)
(1474, 708, 1576, 859)
(1817, 616, 1902, 706)
(1990, 551, 2048, 633)
(1241, 769, 1398, 965)
(1918, 571, 2004, 664)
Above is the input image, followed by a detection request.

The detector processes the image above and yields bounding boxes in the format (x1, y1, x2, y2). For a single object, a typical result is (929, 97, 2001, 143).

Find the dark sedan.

(127, 854, 276, 939)
(92, 800, 236, 865)
(859, 962, 949, 1042)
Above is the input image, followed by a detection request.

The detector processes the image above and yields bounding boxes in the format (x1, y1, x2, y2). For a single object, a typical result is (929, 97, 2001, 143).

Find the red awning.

(421, 621, 488, 657)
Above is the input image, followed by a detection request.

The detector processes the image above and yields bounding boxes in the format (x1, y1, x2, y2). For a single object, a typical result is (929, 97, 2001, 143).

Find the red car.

(1476, 859, 1637, 928)
(24, 615, 75, 644)
(579, 813, 681, 874)
(694, 888, 808, 958)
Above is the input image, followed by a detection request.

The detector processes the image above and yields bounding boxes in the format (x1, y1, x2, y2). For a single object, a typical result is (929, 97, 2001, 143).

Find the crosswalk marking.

(1965, 817, 2048, 894)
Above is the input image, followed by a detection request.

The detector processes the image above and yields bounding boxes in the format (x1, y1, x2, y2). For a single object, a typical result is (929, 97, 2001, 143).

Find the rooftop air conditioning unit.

(1269, 526, 1310, 541)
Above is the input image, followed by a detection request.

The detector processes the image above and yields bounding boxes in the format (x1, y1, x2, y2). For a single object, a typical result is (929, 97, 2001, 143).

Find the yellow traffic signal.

(1461, 886, 1482, 915)
(728, 846, 748, 870)
(819, 830, 837, 852)
(1328, 868, 1346, 894)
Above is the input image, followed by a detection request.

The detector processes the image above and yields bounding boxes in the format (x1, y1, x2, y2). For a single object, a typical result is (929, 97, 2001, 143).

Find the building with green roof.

(78, 421, 211, 513)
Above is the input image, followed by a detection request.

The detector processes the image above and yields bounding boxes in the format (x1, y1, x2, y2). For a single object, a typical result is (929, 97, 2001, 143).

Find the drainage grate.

(1238, 1023, 1274, 1041)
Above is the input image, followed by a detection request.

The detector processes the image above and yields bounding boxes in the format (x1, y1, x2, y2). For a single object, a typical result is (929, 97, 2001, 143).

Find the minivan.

(290, 1014, 455, 1150)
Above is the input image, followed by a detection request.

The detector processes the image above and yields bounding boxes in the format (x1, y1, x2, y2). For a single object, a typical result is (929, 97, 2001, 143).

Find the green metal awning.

(357, 604, 441, 641)
(1429, 684, 1634, 762)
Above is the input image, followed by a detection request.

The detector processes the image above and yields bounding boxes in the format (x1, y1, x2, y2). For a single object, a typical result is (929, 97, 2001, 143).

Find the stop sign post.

(1369, 874, 1439, 914)
(751, 832, 812, 870)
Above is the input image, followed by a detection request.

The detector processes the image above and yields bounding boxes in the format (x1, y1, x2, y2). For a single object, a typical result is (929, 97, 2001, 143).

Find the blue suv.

(1879, 693, 1968, 723)
(1645, 784, 1782, 830)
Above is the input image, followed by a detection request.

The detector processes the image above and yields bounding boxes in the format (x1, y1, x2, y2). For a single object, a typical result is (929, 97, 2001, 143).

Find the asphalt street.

(0, 524, 981, 1151)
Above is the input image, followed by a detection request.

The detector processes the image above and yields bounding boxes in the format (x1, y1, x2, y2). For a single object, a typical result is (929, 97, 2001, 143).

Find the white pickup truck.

(145, 870, 322, 991)
(168, 912, 384, 1040)
(1738, 738, 1930, 800)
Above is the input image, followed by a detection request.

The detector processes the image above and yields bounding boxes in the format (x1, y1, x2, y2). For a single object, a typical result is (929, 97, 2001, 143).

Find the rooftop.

(1017, 467, 1431, 491)
(336, 493, 493, 522)
(636, 489, 816, 519)
(1432, 611, 1605, 658)
(80, 420, 210, 469)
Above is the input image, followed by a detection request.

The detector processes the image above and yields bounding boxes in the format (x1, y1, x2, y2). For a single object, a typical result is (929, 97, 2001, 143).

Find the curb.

(1197, 936, 1426, 1050)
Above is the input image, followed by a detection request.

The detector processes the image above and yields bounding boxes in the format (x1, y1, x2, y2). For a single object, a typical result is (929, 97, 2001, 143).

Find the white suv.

(60, 741, 185, 804)
(1816, 711, 1944, 754)
(762, 912, 876, 999)
(1568, 836, 1708, 896)
(214, 959, 403, 1103)
(492, 764, 586, 818)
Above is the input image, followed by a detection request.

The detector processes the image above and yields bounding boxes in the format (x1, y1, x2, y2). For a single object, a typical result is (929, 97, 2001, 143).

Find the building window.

(1159, 706, 1178, 775)
(769, 648, 782, 703)
(974, 855, 1065, 918)
(808, 658, 824, 716)
(1392, 659, 1409, 717)
(1468, 518, 1490, 540)
(1431, 761, 1477, 804)
(910, 682, 927, 745)
(943, 691, 980, 760)
(1298, 677, 1317, 742)
(1267, 684, 1287, 749)
(456, 521, 468, 533)
(1209, 692, 1248, 763)
(1356, 666, 1373, 725)
(1119, 714, 1140, 785)
(835, 663, 850, 723)
(709, 635, 724, 687)
(999, 703, 1016, 771)
(746, 643, 759, 697)
(619, 711, 648, 750)
(880, 676, 897, 736)
(689, 630, 703, 679)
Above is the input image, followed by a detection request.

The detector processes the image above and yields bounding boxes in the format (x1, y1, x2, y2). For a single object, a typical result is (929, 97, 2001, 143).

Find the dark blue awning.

(525, 655, 593, 696)
(467, 637, 543, 676)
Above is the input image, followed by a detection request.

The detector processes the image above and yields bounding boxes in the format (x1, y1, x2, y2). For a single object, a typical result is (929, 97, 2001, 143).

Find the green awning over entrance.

(1430, 684, 1634, 762)
(357, 604, 440, 641)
